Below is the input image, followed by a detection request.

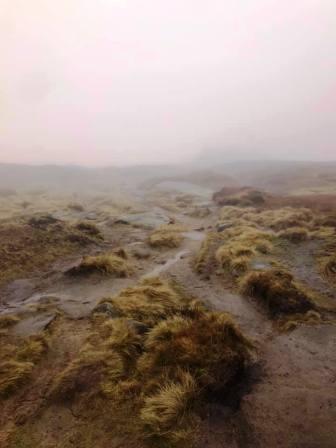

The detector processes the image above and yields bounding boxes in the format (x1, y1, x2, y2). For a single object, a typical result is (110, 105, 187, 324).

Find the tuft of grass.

(0, 334, 48, 397)
(213, 226, 274, 281)
(255, 240, 273, 254)
(68, 202, 84, 212)
(322, 254, 336, 279)
(16, 334, 48, 363)
(101, 277, 184, 326)
(239, 269, 315, 317)
(75, 221, 103, 238)
(278, 227, 309, 242)
(279, 310, 322, 332)
(148, 225, 185, 249)
(0, 314, 20, 329)
(139, 311, 253, 390)
(140, 371, 198, 439)
(67, 253, 132, 277)
(194, 232, 225, 275)
(105, 318, 143, 372)
(0, 360, 34, 397)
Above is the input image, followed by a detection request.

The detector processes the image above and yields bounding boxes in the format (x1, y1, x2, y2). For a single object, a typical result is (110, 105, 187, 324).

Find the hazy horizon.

(1, 0, 336, 166)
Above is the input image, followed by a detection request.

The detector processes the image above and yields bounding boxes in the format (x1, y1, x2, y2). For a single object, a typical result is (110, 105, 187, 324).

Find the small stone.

(92, 302, 122, 318)
(216, 223, 233, 232)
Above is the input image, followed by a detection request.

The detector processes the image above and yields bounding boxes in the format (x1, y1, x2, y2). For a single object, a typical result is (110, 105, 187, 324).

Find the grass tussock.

(148, 225, 186, 249)
(278, 310, 322, 332)
(0, 360, 34, 397)
(52, 277, 253, 446)
(278, 227, 309, 242)
(140, 371, 198, 441)
(214, 226, 274, 280)
(239, 269, 315, 317)
(213, 187, 266, 207)
(0, 314, 20, 329)
(75, 221, 103, 238)
(99, 277, 184, 326)
(67, 252, 132, 277)
(322, 254, 336, 279)
(194, 232, 225, 275)
(68, 202, 85, 212)
(0, 334, 48, 397)
(187, 206, 211, 218)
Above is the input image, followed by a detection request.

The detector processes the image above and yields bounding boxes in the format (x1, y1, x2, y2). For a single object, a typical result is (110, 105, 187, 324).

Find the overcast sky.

(1, 0, 335, 166)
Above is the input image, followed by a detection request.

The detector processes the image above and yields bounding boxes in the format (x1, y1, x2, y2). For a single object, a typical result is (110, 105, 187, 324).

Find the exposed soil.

(282, 240, 335, 300)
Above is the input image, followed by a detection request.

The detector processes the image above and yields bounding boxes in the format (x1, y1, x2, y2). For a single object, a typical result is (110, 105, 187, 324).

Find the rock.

(84, 212, 98, 221)
(132, 248, 151, 259)
(129, 242, 152, 259)
(113, 248, 128, 259)
(92, 302, 122, 318)
(38, 295, 61, 305)
(251, 260, 272, 271)
(216, 223, 233, 232)
(5, 279, 35, 303)
(127, 319, 148, 335)
(114, 209, 171, 230)
(28, 214, 60, 228)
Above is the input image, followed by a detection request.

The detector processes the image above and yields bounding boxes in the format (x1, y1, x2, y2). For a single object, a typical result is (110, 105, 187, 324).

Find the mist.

(1, 0, 336, 166)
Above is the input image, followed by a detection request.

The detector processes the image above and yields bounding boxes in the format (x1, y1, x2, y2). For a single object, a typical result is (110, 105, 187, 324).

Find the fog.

(1, 0, 335, 166)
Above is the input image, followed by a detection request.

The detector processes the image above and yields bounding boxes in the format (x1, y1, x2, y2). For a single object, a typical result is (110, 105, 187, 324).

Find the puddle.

(251, 260, 271, 270)
(156, 181, 212, 198)
(143, 250, 190, 278)
(183, 231, 205, 241)
(115, 208, 171, 229)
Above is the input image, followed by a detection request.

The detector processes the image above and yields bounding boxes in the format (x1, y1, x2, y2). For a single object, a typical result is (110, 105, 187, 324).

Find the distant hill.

(0, 160, 335, 196)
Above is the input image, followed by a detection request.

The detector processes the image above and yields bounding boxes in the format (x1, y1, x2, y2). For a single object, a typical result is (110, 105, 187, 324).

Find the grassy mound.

(67, 253, 132, 277)
(0, 218, 97, 286)
(278, 227, 309, 242)
(75, 221, 103, 238)
(99, 277, 183, 326)
(214, 227, 274, 279)
(148, 225, 185, 249)
(51, 278, 253, 446)
(219, 206, 314, 231)
(240, 269, 315, 317)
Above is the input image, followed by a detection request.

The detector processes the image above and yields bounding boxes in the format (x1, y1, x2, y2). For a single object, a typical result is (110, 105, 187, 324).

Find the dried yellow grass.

(68, 253, 132, 276)
(148, 224, 186, 248)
